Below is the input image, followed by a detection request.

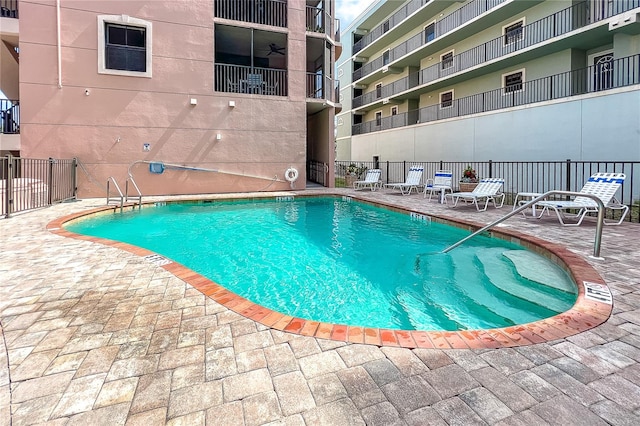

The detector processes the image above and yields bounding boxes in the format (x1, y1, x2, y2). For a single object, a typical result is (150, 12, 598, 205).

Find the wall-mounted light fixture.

(229, 100, 235, 107)
(85, 89, 90, 96)
(190, 98, 198, 105)
(216, 133, 222, 140)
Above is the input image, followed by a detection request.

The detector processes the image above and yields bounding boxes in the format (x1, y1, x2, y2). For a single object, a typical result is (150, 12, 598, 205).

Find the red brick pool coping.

(46, 197, 613, 349)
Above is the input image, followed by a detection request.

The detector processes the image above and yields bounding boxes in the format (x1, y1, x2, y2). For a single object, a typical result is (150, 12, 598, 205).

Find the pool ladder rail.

(441, 191, 606, 260)
(106, 176, 142, 212)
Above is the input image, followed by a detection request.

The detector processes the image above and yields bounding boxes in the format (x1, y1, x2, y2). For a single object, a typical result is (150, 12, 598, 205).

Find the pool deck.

(1, 188, 639, 425)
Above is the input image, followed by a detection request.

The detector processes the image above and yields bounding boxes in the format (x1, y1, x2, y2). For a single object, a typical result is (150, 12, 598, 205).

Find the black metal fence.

(1, 155, 77, 218)
(334, 159, 640, 223)
(354, 54, 640, 135)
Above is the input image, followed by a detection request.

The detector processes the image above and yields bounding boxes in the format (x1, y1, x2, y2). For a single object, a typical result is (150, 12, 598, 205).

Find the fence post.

(6, 154, 13, 217)
(488, 160, 493, 178)
(439, 160, 443, 169)
(565, 159, 571, 191)
(48, 157, 54, 205)
(385, 161, 389, 184)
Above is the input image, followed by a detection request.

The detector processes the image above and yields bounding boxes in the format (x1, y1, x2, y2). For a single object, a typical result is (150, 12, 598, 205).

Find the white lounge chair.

(424, 170, 453, 201)
(384, 166, 424, 195)
(353, 169, 382, 191)
(534, 172, 628, 226)
(445, 178, 505, 211)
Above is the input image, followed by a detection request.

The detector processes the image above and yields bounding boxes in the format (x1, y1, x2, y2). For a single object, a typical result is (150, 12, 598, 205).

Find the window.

(382, 20, 390, 33)
(391, 106, 398, 116)
(424, 23, 435, 43)
(503, 70, 524, 93)
(440, 90, 453, 108)
(382, 50, 390, 66)
(98, 15, 152, 77)
(375, 83, 382, 98)
(441, 51, 454, 70)
(375, 111, 382, 126)
(503, 19, 524, 45)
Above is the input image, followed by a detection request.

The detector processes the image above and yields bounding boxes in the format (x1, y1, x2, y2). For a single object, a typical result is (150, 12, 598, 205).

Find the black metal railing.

(0, 99, 19, 134)
(215, 64, 287, 96)
(354, 1, 592, 109)
(353, 54, 640, 135)
(306, 72, 335, 101)
(214, 0, 287, 27)
(335, 159, 640, 223)
(306, 5, 329, 34)
(1, 155, 77, 218)
(0, 0, 18, 18)
(353, 0, 507, 79)
(352, 0, 640, 83)
(307, 159, 327, 186)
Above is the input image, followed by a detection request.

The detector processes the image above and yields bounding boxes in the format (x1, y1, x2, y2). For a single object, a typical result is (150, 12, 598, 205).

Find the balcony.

(352, 0, 640, 110)
(0, 0, 18, 18)
(215, 0, 287, 27)
(306, 4, 329, 34)
(352, 0, 509, 81)
(215, 64, 287, 96)
(352, 54, 640, 135)
(0, 99, 19, 134)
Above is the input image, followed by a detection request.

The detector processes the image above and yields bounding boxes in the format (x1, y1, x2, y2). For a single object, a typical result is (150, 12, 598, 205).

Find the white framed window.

(382, 50, 390, 66)
(391, 106, 398, 116)
(503, 69, 525, 93)
(375, 111, 382, 126)
(98, 15, 152, 77)
(382, 20, 390, 33)
(503, 19, 524, 45)
(440, 90, 453, 108)
(424, 22, 436, 43)
(441, 50, 454, 70)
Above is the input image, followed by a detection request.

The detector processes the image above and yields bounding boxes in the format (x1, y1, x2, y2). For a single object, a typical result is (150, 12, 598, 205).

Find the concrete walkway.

(1, 189, 639, 425)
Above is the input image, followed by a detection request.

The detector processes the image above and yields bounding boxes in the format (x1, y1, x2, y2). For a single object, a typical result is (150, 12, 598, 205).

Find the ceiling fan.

(267, 43, 285, 55)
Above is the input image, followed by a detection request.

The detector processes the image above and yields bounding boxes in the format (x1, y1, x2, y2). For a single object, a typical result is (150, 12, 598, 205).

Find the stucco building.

(337, 0, 640, 164)
(1, 0, 341, 196)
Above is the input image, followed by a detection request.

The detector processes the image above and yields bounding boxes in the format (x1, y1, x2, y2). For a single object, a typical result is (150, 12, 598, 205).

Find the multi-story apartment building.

(0, 0, 341, 196)
(337, 0, 640, 164)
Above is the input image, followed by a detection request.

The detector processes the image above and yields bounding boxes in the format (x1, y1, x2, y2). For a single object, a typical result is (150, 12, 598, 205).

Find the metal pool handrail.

(441, 191, 606, 259)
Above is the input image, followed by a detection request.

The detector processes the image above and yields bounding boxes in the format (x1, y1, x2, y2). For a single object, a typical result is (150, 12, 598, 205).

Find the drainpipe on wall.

(57, 0, 62, 88)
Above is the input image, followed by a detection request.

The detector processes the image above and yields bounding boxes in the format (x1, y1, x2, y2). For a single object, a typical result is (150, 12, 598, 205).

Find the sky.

(335, 0, 377, 30)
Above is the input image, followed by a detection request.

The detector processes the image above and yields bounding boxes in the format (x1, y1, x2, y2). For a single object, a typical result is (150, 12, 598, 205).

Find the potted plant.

(459, 165, 479, 192)
(345, 163, 368, 187)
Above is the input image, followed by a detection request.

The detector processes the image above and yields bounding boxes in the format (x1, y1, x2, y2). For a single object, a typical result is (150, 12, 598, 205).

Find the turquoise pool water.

(66, 197, 577, 331)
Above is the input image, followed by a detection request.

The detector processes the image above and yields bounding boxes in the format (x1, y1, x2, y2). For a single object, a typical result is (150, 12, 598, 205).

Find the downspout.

(57, 0, 62, 88)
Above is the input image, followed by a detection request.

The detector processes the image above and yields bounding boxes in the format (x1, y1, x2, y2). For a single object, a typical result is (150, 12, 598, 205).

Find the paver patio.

(1, 188, 639, 425)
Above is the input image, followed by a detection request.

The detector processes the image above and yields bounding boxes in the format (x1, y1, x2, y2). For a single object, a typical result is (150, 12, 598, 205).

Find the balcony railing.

(0, 0, 18, 18)
(215, 64, 287, 96)
(352, 0, 640, 83)
(0, 99, 19, 134)
(352, 54, 640, 135)
(306, 73, 335, 102)
(306, 5, 329, 34)
(354, 1, 593, 109)
(214, 0, 287, 27)
(353, 0, 507, 80)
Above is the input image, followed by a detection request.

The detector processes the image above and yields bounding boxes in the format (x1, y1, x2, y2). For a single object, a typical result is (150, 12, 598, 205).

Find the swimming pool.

(64, 196, 578, 332)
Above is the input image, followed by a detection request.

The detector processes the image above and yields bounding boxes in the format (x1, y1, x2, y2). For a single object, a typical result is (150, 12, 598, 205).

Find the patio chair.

(384, 166, 424, 195)
(444, 178, 505, 211)
(353, 169, 382, 191)
(424, 170, 453, 202)
(534, 172, 628, 226)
